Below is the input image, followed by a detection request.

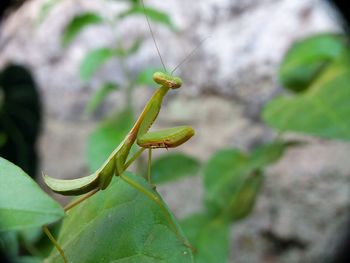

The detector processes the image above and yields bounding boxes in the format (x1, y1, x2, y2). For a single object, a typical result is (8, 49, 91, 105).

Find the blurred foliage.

(118, 5, 176, 30)
(180, 142, 291, 262)
(278, 34, 345, 92)
(181, 213, 229, 263)
(150, 153, 201, 184)
(85, 82, 119, 114)
(61, 12, 103, 47)
(0, 64, 41, 177)
(264, 33, 350, 140)
(79, 47, 115, 82)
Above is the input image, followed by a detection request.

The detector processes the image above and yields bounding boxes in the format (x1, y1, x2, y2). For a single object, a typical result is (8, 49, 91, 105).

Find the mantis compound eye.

(153, 71, 182, 89)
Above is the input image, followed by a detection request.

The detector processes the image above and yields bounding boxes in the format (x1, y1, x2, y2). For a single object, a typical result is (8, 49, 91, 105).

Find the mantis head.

(153, 72, 182, 89)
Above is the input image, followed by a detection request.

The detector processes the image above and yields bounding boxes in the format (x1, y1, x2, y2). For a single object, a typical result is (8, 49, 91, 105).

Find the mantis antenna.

(171, 36, 210, 75)
(141, 0, 167, 72)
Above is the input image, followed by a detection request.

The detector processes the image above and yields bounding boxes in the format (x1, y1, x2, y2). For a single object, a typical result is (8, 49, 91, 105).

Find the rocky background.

(1, 0, 349, 262)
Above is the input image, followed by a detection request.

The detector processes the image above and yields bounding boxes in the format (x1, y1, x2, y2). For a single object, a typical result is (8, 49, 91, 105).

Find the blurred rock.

(0, 0, 348, 262)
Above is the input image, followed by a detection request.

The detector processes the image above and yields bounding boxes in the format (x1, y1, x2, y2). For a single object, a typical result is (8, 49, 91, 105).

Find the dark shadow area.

(0, 64, 42, 178)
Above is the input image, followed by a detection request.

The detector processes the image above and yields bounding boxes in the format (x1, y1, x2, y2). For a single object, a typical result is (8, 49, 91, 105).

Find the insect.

(42, 1, 197, 261)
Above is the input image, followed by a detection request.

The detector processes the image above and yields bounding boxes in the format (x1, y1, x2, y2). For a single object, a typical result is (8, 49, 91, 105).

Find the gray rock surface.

(1, 0, 349, 262)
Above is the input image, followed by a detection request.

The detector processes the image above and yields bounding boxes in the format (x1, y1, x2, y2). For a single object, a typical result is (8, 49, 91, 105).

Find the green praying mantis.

(42, 1, 198, 261)
(43, 71, 194, 197)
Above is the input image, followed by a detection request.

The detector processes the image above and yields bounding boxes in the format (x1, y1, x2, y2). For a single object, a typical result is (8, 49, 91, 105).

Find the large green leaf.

(79, 47, 115, 82)
(62, 12, 104, 47)
(279, 33, 346, 92)
(0, 158, 64, 232)
(181, 213, 229, 263)
(150, 153, 201, 184)
(119, 5, 175, 30)
(86, 109, 134, 172)
(264, 55, 350, 140)
(46, 173, 193, 263)
(204, 142, 287, 221)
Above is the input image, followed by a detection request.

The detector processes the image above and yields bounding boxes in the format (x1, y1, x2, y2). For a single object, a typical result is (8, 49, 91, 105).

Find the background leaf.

(62, 12, 103, 47)
(46, 173, 194, 263)
(86, 109, 134, 172)
(0, 158, 64, 232)
(181, 213, 229, 263)
(204, 142, 287, 221)
(119, 5, 175, 30)
(279, 33, 345, 92)
(150, 153, 201, 184)
(36, 0, 61, 24)
(85, 82, 119, 114)
(79, 47, 115, 82)
(264, 54, 350, 140)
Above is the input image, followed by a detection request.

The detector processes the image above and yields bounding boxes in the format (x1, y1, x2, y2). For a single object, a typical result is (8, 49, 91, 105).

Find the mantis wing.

(43, 172, 100, 196)
(43, 151, 116, 196)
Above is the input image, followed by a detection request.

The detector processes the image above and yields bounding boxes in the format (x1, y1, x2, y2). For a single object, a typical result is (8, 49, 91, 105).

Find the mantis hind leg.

(43, 225, 68, 263)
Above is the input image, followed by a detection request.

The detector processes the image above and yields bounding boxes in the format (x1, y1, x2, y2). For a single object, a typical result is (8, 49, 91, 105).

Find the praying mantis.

(42, 1, 197, 261)
(43, 71, 194, 197)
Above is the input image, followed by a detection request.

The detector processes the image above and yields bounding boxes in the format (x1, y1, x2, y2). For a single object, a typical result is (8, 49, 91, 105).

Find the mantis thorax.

(153, 72, 182, 89)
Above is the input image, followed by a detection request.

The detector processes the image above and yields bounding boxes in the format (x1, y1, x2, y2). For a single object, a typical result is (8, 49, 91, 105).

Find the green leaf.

(264, 54, 350, 140)
(0, 158, 64, 232)
(204, 142, 288, 222)
(80, 47, 115, 82)
(86, 109, 134, 172)
(62, 12, 104, 47)
(46, 173, 194, 263)
(36, 0, 61, 25)
(151, 153, 201, 184)
(279, 33, 346, 92)
(119, 6, 175, 30)
(249, 141, 293, 170)
(85, 82, 119, 114)
(181, 213, 229, 263)
(136, 67, 163, 87)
